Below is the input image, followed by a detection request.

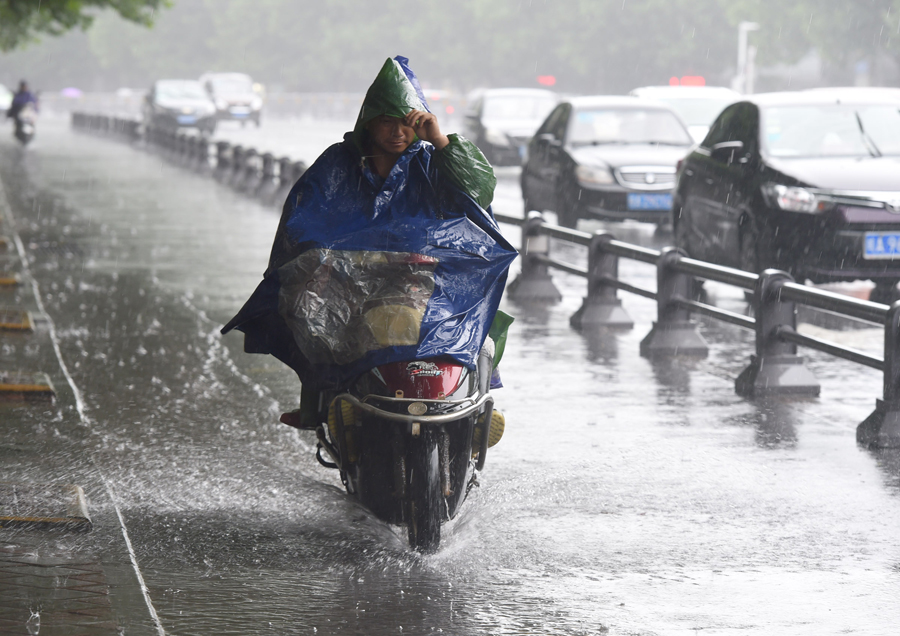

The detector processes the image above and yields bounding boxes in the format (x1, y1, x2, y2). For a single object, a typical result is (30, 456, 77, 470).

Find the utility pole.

(733, 21, 760, 94)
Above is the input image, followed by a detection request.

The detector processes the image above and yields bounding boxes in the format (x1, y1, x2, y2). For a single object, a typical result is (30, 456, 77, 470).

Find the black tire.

(556, 183, 579, 229)
(870, 282, 900, 305)
(406, 428, 442, 553)
(522, 193, 536, 216)
(739, 222, 760, 274)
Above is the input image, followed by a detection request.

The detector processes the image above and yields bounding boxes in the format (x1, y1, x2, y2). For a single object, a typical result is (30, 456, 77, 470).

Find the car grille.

(615, 166, 676, 191)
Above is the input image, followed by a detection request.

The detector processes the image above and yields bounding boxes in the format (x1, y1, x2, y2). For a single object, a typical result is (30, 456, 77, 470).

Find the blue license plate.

(177, 115, 197, 125)
(865, 232, 900, 259)
(627, 193, 672, 211)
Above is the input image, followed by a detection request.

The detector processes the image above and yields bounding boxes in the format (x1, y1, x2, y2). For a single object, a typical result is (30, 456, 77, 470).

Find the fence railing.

(495, 210, 900, 449)
(71, 111, 899, 449)
(70, 112, 307, 209)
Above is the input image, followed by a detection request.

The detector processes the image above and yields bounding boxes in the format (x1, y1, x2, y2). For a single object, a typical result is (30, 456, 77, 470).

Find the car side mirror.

(536, 133, 561, 148)
(711, 140, 745, 164)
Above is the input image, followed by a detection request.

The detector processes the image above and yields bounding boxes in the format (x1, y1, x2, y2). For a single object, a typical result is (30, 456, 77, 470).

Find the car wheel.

(870, 282, 900, 305)
(555, 182, 579, 229)
(739, 221, 761, 274)
(522, 192, 539, 216)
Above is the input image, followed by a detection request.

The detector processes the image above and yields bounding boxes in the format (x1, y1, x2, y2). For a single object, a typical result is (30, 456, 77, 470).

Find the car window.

(536, 104, 570, 140)
(567, 108, 692, 146)
(156, 81, 208, 100)
(657, 97, 736, 126)
(702, 103, 758, 150)
(482, 95, 557, 121)
(210, 76, 253, 94)
(762, 104, 900, 158)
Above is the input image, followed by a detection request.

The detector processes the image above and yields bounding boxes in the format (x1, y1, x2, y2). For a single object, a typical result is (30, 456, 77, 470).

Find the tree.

(0, 0, 170, 52)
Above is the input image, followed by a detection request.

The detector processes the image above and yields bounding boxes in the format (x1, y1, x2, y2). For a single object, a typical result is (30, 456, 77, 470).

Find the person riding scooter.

(222, 55, 515, 432)
(6, 81, 39, 140)
(6, 81, 38, 118)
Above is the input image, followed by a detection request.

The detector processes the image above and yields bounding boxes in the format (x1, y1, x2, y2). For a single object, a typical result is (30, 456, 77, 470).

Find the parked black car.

(143, 79, 217, 135)
(673, 91, 900, 301)
(200, 72, 263, 127)
(521, 96, 694, 227)
(463, 88, 557, 166)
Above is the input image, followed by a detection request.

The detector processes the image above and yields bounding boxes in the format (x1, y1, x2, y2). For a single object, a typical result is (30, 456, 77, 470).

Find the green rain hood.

(352, 56, 430, 151)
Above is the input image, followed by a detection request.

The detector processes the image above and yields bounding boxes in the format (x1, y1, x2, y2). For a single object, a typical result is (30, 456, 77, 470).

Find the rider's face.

(366, 115, 415, 156)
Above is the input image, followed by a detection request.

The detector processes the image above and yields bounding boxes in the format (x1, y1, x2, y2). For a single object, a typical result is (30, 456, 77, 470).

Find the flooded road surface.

(1, 117, 899, 635)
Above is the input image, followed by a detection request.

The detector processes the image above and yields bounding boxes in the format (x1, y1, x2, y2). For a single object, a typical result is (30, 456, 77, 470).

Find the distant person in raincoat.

(222, 56, 516, 427)
(6, 80, 38, 120)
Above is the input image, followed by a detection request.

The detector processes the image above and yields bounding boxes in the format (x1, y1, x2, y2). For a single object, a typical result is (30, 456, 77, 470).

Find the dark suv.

(521, 96, 694, 227)
(673, 91, 900, 301)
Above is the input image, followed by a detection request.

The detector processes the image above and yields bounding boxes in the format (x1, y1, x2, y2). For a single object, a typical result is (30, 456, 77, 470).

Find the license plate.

(177, 115, 197, 124)
(864, 232, 900, 259)
(230, 107, 251, 114)
(627, 193, 672, 211)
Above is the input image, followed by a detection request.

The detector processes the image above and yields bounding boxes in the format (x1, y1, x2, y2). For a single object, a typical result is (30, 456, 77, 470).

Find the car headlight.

(762, 183, 831, 214)
(251, 96, 263, 110)
(575, 165, 615, 186)
(485, 128, 510, 147)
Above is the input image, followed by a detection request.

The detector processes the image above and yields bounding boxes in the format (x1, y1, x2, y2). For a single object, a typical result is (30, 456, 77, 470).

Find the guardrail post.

(229, 146, 245, 185)
(195, 137, 211, 172)
(258, 153, 276, 196)
(858, 301, 900, 447)
(640, 247, 708, 357)
(506, 212, 562, 303)
(735, 269, 819, 396)
(214, 141, 232, 180)
(570, 232, 633, 329)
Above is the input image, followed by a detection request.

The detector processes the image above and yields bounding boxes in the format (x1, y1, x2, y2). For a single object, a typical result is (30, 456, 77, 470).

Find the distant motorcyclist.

(6, 81, 38, 120)
(6, 81, 39, 142)
(223, 56, 515, 430)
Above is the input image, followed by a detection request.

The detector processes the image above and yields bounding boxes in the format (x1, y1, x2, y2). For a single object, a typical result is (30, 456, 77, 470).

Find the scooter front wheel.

(406, 428, 442, 553)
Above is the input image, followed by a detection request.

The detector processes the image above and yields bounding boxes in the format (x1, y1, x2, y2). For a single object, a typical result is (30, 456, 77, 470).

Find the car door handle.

(684, 169, 694, 177)
(705, 178, 715, 185)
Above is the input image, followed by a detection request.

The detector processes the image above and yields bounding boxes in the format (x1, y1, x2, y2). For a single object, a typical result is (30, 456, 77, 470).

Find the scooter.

(283, 347, 498, 553)
(13, 104, 36, 146)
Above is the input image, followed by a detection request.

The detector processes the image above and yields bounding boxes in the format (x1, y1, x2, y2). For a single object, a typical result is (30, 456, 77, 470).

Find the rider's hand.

(405, 110, 450, 151)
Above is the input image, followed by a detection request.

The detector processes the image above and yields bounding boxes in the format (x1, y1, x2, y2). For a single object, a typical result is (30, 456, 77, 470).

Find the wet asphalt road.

(1, 116, 900, 635)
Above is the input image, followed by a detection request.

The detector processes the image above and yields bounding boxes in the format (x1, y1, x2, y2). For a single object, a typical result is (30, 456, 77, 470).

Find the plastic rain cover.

(221, 57, 517, 390)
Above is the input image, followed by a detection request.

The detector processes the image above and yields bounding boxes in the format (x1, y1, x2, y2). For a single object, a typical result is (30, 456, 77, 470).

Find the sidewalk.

(0, 156, 161, 636)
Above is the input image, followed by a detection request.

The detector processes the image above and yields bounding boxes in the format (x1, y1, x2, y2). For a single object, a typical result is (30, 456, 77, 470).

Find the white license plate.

(627, 193, 672, 211)
(864, 232, 900, 259)
(177, 115, 197, 124)
(230, 107, 251, 114)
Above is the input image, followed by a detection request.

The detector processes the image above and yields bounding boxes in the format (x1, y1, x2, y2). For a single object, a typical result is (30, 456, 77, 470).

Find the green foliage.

(2, 0, 898, 92)
(0, 0, 170, 52)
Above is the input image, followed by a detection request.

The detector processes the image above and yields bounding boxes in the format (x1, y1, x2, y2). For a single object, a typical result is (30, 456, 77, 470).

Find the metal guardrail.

(70, 112, 900, 448)
(70, 112, 307, 209)
(497, 211, 900, 449)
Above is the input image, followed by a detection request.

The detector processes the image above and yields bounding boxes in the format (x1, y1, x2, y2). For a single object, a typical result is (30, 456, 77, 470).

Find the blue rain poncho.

(222, 57, 517, 390)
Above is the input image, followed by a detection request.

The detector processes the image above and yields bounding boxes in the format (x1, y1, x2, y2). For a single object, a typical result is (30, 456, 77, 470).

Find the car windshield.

(211, 77, 253, 94)
(763, 104, 900, 158)
(568, 108, 693, 146)
(157, 81, 207, 100)
(655, 97, 735, 126)
(482, 95, 556, 120)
